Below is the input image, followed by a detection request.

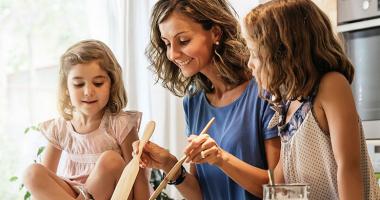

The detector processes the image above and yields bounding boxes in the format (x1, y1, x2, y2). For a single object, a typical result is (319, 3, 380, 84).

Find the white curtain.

(108, 1, 187, 198)
(110, 0, 188, 160)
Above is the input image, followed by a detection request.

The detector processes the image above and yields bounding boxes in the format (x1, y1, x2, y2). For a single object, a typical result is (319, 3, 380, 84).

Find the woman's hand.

(132, 141, 178, 173)
(184, 134, 226, 166)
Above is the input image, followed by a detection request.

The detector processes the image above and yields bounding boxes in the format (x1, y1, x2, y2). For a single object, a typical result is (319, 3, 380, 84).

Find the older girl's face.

(247, 41, 260, 77)
(245, 37, 268, 89)
(159, 12, 219, 77)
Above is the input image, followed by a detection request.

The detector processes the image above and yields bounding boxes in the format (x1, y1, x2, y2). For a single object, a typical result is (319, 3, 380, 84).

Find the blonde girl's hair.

(244, 0, 354, 104)
(146, 0, 250, 97)
(58, 39, 127, 120)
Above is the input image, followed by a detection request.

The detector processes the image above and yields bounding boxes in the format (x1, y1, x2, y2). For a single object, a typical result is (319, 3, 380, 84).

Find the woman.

(136, 0, 280, 199)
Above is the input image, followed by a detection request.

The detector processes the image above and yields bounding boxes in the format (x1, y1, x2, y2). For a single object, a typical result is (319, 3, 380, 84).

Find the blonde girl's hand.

(184, 134, 225, 166)
(132, 141, 178, 172)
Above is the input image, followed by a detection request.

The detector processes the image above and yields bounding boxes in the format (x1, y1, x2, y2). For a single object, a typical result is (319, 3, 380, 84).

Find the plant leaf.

(24, 191, 31, 200)
(19, 183, 24, 191)
(9, 176, 18, 182)
(24, 127, 30, 134)
(37, 146, 45, 157)
(31, 126, 40, 131)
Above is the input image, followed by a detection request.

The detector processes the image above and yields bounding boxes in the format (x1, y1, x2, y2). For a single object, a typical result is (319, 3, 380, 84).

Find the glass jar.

(263, 183, 310, 200)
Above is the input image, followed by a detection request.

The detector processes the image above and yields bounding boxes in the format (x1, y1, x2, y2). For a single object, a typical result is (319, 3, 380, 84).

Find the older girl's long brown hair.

(245, 0, 354, 103)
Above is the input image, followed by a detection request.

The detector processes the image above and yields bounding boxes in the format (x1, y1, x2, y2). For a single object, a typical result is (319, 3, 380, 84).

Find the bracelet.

(164, 165, 187, 185)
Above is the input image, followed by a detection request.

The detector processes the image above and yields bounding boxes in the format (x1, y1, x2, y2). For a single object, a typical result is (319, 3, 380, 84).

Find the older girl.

(243, 0, 379, 199)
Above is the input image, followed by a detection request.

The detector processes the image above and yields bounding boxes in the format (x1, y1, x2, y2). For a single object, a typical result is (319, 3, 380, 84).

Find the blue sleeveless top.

(183, 79, 278, 200)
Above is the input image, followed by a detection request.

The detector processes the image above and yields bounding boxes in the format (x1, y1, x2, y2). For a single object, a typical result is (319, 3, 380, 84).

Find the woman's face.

(159, 12, 219, 77)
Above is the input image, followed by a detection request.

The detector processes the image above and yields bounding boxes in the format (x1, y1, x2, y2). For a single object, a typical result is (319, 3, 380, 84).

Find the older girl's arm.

(319, 72, 363, 200)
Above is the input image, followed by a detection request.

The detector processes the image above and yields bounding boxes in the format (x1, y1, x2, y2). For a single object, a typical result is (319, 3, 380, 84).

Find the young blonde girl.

(23, 40, 150, 200)
(242, 0, 380, 199)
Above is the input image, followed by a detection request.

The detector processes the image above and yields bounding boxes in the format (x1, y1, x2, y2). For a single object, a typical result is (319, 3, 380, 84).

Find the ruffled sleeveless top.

(39, 110, 142, 183)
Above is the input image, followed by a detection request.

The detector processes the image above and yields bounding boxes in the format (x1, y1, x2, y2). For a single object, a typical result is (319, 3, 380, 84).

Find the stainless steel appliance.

(367, 140, 380, 173)
(344, 28, 380, 121)
(338, 0, 380, 24)
(338, 0, 380, 175)
(338, 0, 380, 122)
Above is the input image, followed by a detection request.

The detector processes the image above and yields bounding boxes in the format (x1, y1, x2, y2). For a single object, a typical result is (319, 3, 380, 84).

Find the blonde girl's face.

(159, 12, 218, 77)
(67, 61, 111, 118)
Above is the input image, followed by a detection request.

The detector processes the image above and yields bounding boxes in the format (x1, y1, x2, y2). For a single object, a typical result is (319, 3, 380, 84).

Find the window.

(0, 0, 116, 199)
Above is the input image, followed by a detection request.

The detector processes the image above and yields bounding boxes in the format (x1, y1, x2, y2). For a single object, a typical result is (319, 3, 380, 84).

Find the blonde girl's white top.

(269, 97, 380, 200)
(38, 110, 142, 184)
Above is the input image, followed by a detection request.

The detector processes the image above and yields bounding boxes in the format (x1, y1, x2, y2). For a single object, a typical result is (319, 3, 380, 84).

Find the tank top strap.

(278, 85, 320, 141)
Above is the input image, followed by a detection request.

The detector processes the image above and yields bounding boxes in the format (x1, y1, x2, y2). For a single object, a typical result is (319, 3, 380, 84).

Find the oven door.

(366, 140, 380, 174)
(343, 27, 380, 121)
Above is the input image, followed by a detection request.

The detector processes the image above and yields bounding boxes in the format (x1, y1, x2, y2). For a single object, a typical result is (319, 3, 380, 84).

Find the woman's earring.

(213, 41, 226, 66)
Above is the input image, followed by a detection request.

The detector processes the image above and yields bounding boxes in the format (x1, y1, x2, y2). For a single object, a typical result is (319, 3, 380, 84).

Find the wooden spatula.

(149, 117, 215, 200)
(111, 121, 156, 200)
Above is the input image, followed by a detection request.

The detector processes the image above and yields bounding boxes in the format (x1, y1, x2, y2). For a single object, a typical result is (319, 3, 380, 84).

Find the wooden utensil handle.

(148, 117, 215, 200)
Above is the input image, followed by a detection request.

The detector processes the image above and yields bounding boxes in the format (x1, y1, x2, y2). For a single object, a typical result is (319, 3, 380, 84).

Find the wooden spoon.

(111, 121, 156, 200)
(149, 117, 215, 200)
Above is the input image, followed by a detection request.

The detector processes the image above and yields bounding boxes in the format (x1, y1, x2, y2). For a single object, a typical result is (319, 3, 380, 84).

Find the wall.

(312, 0, 337, 28)
(258, 0, 338, 30)
(229, 0, 259, 19)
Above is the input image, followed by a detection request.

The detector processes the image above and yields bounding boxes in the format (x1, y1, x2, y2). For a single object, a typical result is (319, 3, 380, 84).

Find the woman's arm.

(120, 128, 151, 200)
(172, 162, 202, 200)
(135, 141, 203, 200)
(41, 143, 62, 173)
(185, 135, 281, 197)
(318, 72, 363, 200)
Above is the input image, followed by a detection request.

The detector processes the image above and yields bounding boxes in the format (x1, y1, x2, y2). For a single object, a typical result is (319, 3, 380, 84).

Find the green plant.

(150, 169, 174, 200)
(9, 126, 42, 200)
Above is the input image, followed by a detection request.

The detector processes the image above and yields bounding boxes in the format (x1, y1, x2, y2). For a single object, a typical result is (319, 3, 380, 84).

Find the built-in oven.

(338, 0, 380, 176)
(338, 0, 380, 24)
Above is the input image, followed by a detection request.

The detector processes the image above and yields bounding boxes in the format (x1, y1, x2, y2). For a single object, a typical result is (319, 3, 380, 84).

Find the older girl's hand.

(184, 134, 226, 166)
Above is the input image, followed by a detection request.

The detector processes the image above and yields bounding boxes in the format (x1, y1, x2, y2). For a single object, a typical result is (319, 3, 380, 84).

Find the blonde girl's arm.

(318, 72, 363, 200)
(41, 143, 62, 173)
(120, 127, 151, 200)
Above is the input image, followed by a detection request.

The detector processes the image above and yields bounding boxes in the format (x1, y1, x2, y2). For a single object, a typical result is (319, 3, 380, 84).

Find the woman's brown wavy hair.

(146, 0, 250, 97)
(244, 0, 354, 104)
(58, 40, 127, 120)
